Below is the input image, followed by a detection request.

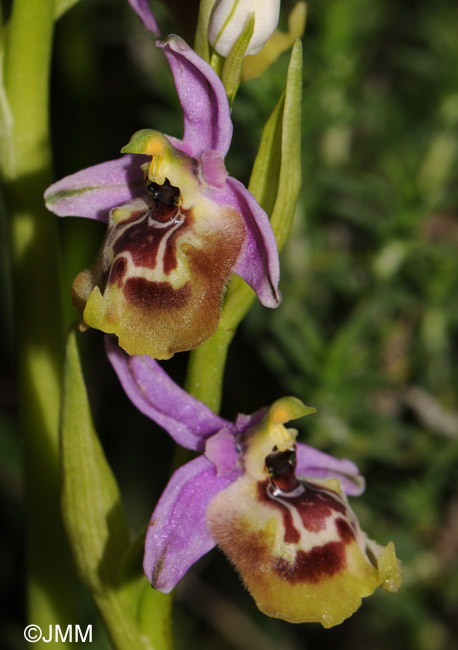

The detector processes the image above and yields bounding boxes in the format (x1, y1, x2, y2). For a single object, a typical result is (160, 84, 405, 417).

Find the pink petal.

(106, 337, 236, 451)
(44, 155, 149, 221)
(157, 36, 233, 159)
(144, 455, 237, 592)
(296, 443, 365, 496)
(209, 176, 281, 308)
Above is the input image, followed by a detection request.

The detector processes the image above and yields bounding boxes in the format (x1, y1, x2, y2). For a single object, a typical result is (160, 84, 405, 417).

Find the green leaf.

(250, 38, 303, 250)
(0, 49, 15, 178)
(248, 96, 283, 217)
(61, 328, 167, 650)
(222, 13, 255, 105)
(61, 328, 130, 591)
(121, 527, 174, 650)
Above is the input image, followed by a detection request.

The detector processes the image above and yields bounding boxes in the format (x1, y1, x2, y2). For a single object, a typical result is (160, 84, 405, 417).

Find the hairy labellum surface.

(72, 176, 245, 359)
(208, 442, 400, 627)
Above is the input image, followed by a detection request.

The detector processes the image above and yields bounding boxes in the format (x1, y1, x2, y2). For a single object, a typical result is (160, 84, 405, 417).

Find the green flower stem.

(137, 582, 174, 650)
(2, 0, 73, 640)
(185, 314, 244, 412)
(184, 281, 258, 412)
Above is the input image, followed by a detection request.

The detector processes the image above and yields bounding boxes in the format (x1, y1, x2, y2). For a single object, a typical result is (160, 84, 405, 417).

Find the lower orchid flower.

(107, 339, 401, 628)
(44, 36, 280, 360)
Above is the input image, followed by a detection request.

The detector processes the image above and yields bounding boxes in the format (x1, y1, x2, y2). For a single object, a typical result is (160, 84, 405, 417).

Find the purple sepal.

(144, 455, 236, 592)
(209, 177, 281, 308)
(44, 155, 149, 221)
(157, 36, 233, 159)
(296, 442, 365, 496)
(106, 337, 236, 451)
(127, 0, 160, 34)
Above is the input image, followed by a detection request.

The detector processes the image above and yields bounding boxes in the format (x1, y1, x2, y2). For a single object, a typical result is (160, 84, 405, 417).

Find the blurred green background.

(1, 0, 458, 648)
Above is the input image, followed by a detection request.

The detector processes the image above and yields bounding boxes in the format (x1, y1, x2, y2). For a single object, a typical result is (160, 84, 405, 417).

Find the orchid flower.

(44, 36, 280, 359)
(107, 339, 401, 628)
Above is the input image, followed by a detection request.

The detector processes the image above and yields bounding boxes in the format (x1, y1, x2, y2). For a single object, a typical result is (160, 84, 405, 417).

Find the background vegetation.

(1, 0, 457, 648)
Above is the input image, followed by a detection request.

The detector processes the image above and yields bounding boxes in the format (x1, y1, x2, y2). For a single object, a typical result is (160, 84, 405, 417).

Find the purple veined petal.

(157, 36, 233, 159)
(127, 0, 160, 35)
(210, 176, 281, 308)
(296, 442, 365, 496)
(106, 337, 236, 451)
(144, 455, 238, 592)
(44, 155, 150, 221)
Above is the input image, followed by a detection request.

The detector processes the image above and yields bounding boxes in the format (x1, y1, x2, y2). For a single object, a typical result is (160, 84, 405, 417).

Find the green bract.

(61, 329, 172, 650)
(221, 13, 255, 105)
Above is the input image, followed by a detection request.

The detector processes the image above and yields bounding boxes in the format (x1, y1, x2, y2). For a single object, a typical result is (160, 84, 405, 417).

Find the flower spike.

(45, 36, 280, 359)
(108, 343, 401, 625)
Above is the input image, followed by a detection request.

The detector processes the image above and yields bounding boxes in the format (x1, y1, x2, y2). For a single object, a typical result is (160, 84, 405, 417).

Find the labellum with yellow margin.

(45, 36, 280, 359)
(106, 339, 402, 627)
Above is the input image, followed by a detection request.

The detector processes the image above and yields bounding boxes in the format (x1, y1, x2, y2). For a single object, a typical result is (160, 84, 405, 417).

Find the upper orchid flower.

(107, 339, 401, 628)
(45, 36, 280, 360)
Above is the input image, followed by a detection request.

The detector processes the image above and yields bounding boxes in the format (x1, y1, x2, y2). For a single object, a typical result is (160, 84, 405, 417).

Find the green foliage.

(61, 328, 172, 650)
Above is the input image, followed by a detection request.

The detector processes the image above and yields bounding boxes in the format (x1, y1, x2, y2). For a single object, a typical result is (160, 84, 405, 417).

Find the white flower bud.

(209, 0, 281, 58)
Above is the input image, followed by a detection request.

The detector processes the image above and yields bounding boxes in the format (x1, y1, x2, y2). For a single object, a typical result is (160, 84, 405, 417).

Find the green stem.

(185, 284, 254, 411)
(2, 0, 74, 642)
(137, 583, 174, 650)
(185, 325, 235, 411)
